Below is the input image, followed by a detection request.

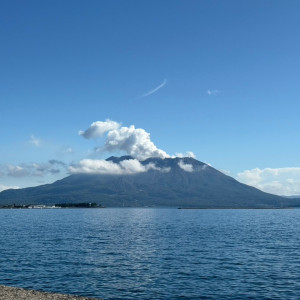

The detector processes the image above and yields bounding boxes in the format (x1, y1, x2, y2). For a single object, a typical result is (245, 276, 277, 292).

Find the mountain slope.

(0, 156, 299, 208)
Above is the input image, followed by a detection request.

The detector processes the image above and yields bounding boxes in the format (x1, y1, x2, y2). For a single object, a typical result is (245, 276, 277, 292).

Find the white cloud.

(3, 161, 66, 178)
(79, 119, 120, 139)
(80, 120, 169, 161)
(7, 165, 29, 177)
(69, 159, 124, 175)
(143, 162, 171, 173)
(237, 167, 300, 196)
(0, 184, 20, 192)
(174, 151, 196, 159)
(119, 159, 147, 174)
(104, 125, 169, 160)
(142, 79, 167, 98)
(201, 164, 208, 171)
(178, 160, 194, 172)
(63, 147, 74, 154)
(29, 135, 41, 147)
(69, 158, 170, 175)
(206, 89, 219, 96)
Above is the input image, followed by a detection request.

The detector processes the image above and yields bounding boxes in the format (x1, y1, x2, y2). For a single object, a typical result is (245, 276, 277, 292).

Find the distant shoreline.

(0, 206, 296, 210)
(0, 207, 106, 210)
(0, 203, 105, 209)
(0, 284, 98, 300)
(177, 207, 294, 209)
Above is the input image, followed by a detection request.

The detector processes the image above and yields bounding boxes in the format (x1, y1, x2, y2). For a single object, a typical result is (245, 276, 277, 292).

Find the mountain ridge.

(1, 156, 300, 208)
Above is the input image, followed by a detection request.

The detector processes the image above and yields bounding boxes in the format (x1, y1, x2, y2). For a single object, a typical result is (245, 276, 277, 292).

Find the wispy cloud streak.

(29, 135, 41, 147)
(142, 79, 167, 97)
(206, 89, 219, 96)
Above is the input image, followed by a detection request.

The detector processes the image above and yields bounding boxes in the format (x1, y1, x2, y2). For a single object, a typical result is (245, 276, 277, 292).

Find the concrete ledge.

(0, 285, 98, 300)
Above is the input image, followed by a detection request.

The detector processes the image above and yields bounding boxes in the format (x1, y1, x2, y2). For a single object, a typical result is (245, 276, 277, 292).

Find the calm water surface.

(1, 208, 300, 299)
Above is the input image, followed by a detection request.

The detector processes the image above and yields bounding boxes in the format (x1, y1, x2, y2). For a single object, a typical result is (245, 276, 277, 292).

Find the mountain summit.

(0, 156, 299, 208)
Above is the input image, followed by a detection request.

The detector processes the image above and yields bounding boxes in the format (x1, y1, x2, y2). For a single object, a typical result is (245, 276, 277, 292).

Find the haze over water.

(1, 208, 300, 299)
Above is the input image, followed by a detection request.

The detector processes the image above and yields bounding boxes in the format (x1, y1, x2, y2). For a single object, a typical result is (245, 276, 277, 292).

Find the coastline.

(0, 285, 98, 300)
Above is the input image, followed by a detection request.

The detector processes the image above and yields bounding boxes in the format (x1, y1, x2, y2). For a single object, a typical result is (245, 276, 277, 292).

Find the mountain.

(1, 156, 300, 208)
(283, 195, 300, 199)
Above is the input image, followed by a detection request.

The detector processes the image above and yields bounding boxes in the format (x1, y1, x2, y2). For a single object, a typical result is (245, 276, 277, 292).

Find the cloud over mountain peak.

(79, 120, 169, 160)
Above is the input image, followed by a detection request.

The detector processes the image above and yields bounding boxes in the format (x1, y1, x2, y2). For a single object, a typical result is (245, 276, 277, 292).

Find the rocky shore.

(0, 285, 98, 300)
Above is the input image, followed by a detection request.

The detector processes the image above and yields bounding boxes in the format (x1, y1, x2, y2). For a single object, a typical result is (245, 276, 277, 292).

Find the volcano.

(0, 156, 299, 208)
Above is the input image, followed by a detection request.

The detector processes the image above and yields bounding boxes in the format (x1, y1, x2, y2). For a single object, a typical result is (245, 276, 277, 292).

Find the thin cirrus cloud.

(141, 79, 167, 98)
(63, 147, 74, 154)
(206, 89, 219, 96)
(29, 135, 41, 147)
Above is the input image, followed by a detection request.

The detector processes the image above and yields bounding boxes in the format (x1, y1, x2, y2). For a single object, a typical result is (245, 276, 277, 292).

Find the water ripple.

(1, 208, 300, 299)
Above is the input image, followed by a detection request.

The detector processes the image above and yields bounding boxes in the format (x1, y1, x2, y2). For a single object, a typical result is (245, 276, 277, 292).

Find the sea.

(1, 208, 300, 299)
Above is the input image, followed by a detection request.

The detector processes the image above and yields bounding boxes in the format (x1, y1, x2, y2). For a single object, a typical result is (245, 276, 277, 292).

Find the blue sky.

(1, 0, 300, 195)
